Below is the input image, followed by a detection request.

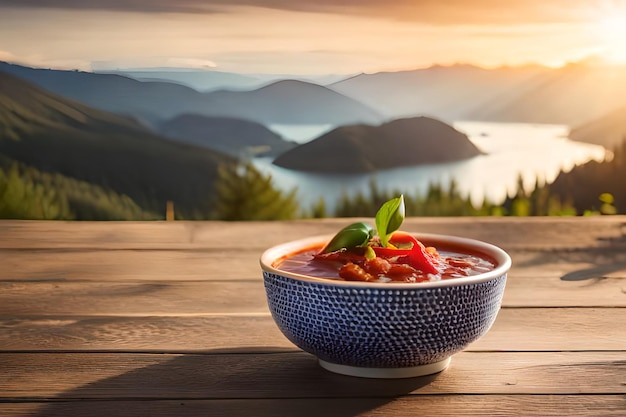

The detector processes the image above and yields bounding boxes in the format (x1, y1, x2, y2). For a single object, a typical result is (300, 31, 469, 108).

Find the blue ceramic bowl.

(260, 233, 511, 379)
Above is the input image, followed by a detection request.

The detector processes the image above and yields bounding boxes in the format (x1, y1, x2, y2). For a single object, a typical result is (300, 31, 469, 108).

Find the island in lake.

(272, 116, 484, 173)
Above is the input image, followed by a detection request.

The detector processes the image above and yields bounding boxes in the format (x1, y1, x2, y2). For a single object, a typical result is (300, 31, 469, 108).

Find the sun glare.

(596, 16, 626, 63)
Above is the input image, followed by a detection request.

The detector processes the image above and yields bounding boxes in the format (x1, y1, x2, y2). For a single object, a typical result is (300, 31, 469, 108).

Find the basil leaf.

(375, 195, 405, 247)
(322, 221, 375, 253)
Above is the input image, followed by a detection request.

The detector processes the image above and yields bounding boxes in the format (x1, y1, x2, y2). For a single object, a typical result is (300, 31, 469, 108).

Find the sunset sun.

(596, 15, 626, 63)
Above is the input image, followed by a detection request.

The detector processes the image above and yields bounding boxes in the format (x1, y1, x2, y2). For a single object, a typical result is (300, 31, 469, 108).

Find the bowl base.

(318, 357, 451, 379)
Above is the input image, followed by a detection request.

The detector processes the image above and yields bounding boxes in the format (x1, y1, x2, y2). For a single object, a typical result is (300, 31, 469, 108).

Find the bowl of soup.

(260, 232, 511, 379)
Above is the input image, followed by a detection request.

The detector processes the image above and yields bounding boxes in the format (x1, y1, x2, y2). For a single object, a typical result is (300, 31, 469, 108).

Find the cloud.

(0, 0, 597, 25)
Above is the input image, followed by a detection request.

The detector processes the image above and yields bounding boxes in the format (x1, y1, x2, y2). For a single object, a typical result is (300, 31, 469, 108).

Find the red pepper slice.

(372, 232, 439, 275)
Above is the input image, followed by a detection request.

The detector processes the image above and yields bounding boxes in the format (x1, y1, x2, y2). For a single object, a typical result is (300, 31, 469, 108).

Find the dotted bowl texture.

(261, 234, 511, 369)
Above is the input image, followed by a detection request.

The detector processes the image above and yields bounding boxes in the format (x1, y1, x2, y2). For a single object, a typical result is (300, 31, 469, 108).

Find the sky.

(1, 0, 626, 75)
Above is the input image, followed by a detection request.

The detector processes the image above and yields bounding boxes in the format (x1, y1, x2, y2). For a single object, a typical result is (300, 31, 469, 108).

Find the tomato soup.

(275, 243, 497, 283)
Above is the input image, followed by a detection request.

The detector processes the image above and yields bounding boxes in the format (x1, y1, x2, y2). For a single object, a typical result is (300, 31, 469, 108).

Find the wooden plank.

(502, 275, 626, 307)
(2, 396, 625, 417)
(0, 281, 271, 315)
(0, 249, 263, 281)
(480, 307, 626, 351)
(0, 275, 624, 319)
(4, 249, 626, 282)
(0, 308, 623, 352)
(1, 352, 624, 398)
(511, 250, 626, 276)
(0, 220, 347, 250)
(1, 217, 625, 250)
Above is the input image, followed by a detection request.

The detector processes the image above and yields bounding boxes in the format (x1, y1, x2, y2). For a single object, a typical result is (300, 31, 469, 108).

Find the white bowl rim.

(260, 232, 512, 289)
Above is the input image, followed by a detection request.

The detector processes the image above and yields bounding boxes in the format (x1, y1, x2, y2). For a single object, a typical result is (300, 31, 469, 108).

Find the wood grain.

(0, 281, 269, 315)
(0, 249, 262, 281)
(1, 352, 624, 398)
(1, 217, 625, 250)
(0, 275, 624, 319)
(0, 308, 624, 352)
(2, 396, 625, 417)
(1, 218, 625, 417)
(2, 249, 626, 282)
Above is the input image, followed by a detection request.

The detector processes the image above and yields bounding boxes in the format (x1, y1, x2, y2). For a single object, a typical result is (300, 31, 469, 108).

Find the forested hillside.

(0, 72, 234, 219)
(547, 139, 625, 215)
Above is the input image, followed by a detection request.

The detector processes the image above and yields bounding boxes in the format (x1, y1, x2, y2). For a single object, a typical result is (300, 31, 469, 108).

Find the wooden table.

(1, 218, 625, 416)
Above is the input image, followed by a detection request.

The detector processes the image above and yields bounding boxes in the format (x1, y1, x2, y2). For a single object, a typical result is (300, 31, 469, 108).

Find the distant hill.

(330, 63, 626, 127)
(330, 64, 547, 123)
(0, 61, 210, 125)
(568, 105, 626, 150)
(273, 116, 483, 173)
(0, 62, 383, 126)
(466, 63, 626, 126)
(99, 68, 264, 91)
(99, 68, 350, 92)
(202, 79, 384, 125)
(157, 114, 296, 157)
(0, 71, 235, 218)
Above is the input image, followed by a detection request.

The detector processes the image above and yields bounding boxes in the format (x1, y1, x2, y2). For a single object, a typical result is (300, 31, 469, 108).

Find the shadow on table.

(511, 226, 626, 282)
(560, 261, 626, 281)
(30, 347, 441, 417)
(560, 225, 626, 281)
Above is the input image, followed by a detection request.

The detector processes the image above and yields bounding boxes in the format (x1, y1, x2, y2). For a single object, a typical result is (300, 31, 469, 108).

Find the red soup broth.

(274, 242, 498, 283)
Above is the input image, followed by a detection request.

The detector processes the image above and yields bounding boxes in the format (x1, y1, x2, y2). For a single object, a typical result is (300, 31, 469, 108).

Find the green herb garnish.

(321, 195, 405, 253)
(322, 221, 375, 253)
(375, 194, 405, 247)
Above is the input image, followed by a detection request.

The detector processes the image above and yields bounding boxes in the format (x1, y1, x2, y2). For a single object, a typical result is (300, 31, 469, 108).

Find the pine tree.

(309, 196, 328, 218)
(210, 162, 298, 220)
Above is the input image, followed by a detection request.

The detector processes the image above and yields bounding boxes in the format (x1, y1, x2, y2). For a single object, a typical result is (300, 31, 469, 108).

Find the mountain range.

(468, 63, 626, 126)
(99, 68, 349, 92)
(0, 61, 383, 126)
(331, 63, 626, 127)
(100, 68, 265, 91)
(330, 64, 547, 123)
(7, 60, 626, 132)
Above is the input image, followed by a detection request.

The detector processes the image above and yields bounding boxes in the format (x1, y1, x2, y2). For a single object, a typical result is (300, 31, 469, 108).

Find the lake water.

(257, 121, 609, 212)
(268, 123, 335, 143)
